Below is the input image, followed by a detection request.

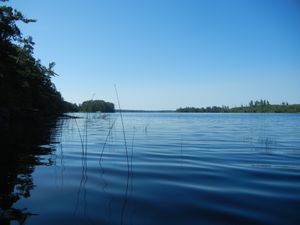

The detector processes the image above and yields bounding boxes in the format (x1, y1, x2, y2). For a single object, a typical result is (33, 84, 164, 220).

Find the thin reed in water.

(114, 84, 130, 172)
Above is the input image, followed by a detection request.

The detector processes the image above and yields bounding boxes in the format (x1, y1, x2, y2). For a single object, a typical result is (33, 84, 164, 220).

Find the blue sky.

(9, 0, 300, 110)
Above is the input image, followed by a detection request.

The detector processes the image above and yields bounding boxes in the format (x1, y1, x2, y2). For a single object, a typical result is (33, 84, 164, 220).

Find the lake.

(1, 113, 300, 225)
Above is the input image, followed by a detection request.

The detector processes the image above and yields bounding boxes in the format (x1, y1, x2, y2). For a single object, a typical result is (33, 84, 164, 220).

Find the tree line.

(0, 1, 114, 123)
(176, 100, 300, 113)
(0, 0, 68, 117)
(63, 100, 115, 113)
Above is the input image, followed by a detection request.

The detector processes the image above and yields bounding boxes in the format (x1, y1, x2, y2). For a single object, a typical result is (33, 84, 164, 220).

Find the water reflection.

(0, 116, 58, 225)
(74, 116, 89, 217)
(243, 135, 278, 153)
(96, 114, 135, 225)
(1, 113, 300, 225)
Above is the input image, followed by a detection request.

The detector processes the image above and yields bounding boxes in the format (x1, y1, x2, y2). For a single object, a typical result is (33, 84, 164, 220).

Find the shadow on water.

(0, 114, 60, 225)
(55, 119, 68, 190)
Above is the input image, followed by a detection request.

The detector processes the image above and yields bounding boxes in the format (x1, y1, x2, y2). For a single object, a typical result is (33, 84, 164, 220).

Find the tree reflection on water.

(0, 115, 58, 225)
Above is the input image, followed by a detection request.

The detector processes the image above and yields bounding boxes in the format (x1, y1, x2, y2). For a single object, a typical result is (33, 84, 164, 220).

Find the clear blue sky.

(9, 0, 300, 110)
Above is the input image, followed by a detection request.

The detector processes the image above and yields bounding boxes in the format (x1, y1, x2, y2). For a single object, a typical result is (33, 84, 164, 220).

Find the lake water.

(2, 113, 300, 225)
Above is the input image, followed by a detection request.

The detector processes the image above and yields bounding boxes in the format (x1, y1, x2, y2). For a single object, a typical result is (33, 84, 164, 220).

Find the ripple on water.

(11, 113, 300, 225)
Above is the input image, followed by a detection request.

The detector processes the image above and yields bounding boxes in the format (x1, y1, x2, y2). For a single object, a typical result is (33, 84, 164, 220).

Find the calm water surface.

(5, 113, 300, 224)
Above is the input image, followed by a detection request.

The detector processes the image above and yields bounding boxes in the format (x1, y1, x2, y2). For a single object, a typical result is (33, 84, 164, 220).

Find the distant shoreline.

(62, 100, 300, 114)
(176, 100, 300, 113)
(114, 110, 300, 113)
(115, 109, 175, 113)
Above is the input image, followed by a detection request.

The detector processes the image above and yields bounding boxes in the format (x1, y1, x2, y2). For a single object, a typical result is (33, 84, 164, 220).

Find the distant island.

(0, 2, 115, 128)
(64, 100, 115, 113)
(176, 100, 300, 113)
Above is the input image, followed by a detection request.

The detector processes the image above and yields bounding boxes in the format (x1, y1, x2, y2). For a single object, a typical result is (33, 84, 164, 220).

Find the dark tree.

(80, 100, 115, 112)
(0, 0, 64, 117)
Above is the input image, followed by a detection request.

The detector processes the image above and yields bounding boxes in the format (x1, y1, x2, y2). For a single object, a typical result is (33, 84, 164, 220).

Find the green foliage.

(177, 106, 230, 113)
(80, 100, 115, 112)
(176, 100, 300, 113)
(0, 1, 64, 115)
(62, 101, 79, 112)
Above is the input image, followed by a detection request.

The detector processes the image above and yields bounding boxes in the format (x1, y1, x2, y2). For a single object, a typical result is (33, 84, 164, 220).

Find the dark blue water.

(7, 113, 300, 224)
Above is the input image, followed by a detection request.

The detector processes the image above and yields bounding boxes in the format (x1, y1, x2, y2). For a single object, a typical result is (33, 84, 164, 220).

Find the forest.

(63, 100, 115, 113)
(0, 1, 114, 129)
(0, 2, 64, 117)
(176, 100, 300, 113)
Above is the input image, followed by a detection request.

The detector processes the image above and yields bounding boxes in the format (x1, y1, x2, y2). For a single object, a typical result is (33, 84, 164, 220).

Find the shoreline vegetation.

(63, 100, 115, 113)
(176, 100, 300, 113)
(0, 1, 65, 125)
(0, 1, 114, 129)
(1, 0, 299, 132)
